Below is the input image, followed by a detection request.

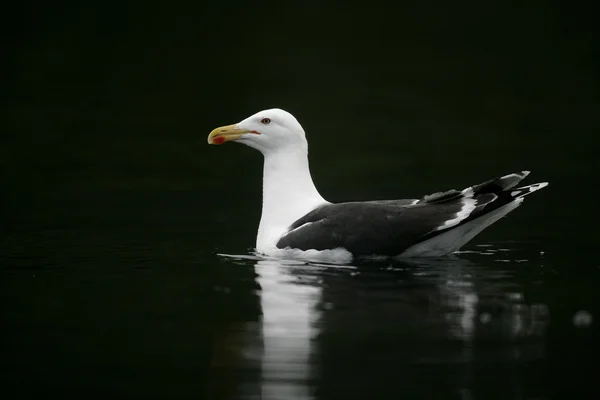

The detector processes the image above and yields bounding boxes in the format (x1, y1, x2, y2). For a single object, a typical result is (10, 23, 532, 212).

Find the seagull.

(208, 108, 548, 263)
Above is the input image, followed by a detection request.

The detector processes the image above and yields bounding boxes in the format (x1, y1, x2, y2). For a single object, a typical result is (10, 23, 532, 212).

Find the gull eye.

(260, 117, 271, 125)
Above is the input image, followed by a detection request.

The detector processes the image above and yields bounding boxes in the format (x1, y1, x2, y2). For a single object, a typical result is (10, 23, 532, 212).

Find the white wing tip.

(511, 182, 549, 198)
(529, 182, 549, 191)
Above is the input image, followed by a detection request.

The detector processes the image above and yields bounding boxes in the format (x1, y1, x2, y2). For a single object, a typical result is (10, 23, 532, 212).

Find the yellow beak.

(207, 124, 250, 145)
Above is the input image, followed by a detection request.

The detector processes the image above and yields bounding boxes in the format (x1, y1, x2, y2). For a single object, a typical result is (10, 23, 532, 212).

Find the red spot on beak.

(213, 136, 225, 145)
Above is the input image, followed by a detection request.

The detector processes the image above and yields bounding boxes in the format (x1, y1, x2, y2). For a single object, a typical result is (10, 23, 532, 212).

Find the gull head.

(208, 108, 307, 154)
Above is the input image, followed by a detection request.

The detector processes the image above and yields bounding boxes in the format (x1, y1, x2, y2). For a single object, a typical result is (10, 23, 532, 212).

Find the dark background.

(2, 1, 599, 398)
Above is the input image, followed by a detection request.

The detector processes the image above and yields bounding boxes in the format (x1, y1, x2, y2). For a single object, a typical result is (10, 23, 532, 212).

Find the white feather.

(271, 247, 353, 264)
(255, 143, 329, 255)
(433, 187, 477, 231)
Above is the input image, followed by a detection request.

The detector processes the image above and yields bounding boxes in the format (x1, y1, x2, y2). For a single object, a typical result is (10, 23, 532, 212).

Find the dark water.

(2, 1, 599, 399)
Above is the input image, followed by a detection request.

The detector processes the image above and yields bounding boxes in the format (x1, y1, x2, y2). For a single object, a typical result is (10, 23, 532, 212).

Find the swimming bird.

(208, 108, 548, 263)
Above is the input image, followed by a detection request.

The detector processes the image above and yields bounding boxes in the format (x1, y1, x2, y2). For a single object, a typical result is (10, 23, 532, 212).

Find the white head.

(208, 108, 308, 154)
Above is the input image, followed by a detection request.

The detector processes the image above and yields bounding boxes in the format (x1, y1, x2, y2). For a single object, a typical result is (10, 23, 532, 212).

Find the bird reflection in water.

(209, 248, 549, 399)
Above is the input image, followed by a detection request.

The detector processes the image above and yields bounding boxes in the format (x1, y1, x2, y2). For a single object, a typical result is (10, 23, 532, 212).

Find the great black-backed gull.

(208, 108, 548, 263)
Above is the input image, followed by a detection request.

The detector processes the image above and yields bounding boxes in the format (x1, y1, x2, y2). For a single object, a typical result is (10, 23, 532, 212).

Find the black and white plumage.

(208, 109, 548, 263)
(277, 172, 546, 258)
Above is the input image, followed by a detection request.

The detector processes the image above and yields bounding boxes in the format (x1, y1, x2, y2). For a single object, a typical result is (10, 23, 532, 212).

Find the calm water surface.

(1, 208, 598, 399)
(208, 244, 596, 399)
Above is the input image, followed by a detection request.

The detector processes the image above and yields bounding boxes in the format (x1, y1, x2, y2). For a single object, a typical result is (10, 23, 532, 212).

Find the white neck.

(256, 147, 328, 253)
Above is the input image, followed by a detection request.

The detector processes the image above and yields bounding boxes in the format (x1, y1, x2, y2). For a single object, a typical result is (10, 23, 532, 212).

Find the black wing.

(276, 171, 533, 256)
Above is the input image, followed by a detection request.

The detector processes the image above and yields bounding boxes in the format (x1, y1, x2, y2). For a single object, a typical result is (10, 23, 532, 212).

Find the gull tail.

(400, 171, 549, 257)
